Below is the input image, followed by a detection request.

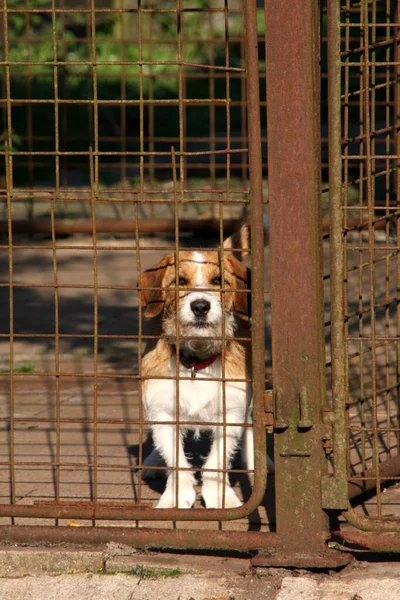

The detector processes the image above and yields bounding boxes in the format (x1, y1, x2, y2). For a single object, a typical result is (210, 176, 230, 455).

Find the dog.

(139, 225, 259, 509)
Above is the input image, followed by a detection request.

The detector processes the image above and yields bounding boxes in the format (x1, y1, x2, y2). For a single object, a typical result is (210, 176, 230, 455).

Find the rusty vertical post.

(265, 0, 329, 555)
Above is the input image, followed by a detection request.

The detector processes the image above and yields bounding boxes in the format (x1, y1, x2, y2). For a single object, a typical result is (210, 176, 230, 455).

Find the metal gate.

(0, 0, 399, 566)
(0, 0, 285, 560)
(326, 0, 400, 551)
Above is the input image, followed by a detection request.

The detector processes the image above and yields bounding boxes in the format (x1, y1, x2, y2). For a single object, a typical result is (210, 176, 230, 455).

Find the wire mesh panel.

(0, 0, 267, 224)
(328, 0, 400, 531)
(0, 0, 274, 540)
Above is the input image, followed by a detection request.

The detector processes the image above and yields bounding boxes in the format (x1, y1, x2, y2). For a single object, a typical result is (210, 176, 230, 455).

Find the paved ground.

(0, 546, 399, 600)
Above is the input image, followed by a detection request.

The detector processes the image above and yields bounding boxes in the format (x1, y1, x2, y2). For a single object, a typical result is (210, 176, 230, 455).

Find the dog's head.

(140, 235, 250, 357)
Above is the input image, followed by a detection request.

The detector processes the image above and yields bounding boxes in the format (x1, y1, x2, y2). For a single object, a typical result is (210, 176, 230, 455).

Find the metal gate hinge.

(263, 390, 274, 433)
(321, 409, 334, 457)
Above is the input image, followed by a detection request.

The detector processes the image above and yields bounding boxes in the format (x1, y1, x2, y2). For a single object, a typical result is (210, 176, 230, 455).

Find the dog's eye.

(178, 277, 187, 286)
(212, 276, 222, 286)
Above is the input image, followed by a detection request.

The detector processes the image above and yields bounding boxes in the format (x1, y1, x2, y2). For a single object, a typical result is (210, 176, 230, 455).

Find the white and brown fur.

(140, 225, 257, 509)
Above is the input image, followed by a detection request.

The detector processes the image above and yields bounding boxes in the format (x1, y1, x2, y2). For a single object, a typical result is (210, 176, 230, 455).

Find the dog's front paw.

(141, 449, 168, 479)
(202, 479, 242, 509)
(156, 474, 196, 509)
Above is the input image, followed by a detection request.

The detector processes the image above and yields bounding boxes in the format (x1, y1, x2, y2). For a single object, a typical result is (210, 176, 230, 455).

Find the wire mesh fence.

(0, 0, 266, 225)
(0, 0, 274, 537)
(1, 0, 400, 558)
(327, 0, 400, 531)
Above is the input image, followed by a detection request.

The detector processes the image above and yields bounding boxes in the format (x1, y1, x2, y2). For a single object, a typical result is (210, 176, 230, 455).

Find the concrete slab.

(0, 548, 103, 577)
(277, 572, 400, 600)
(0, 549, 400, 600)
(0, 546, 281, 600)
(0, 571, 279, 600)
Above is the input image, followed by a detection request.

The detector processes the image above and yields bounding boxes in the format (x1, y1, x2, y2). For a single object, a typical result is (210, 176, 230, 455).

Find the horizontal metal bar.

(0, 462, 255, 474)
(0, 218, 392, 238)
(0, 495, 261, 522)
(0, 98, 232, 106)
(333, 528, 400, 553)
(0, 419, 254, 428)
(0, 60, 245, 72)
(0, 526, 352, 568)
(4, 7, 238, 15)
(343, 509, 400, 533)
(0, 197, 251, 205)
(0, 525, 277, 553)
(0, 373, 253, 384)
(0, 334, 252, 344)
(0, 148, 248, 157)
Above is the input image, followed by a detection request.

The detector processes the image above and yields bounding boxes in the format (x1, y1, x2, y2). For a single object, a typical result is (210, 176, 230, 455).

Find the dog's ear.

(227, 255, 251, 319)
(140, 255, 172, 318)
(223, 223, 250, 262)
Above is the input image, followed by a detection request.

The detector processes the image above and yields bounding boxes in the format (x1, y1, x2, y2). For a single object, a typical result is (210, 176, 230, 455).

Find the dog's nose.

(190, 299, 210, 317)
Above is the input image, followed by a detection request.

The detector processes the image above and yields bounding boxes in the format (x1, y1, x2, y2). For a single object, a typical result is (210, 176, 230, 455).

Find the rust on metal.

(343, 508, 400, 534)
(0, 525, 352, 567)
(0, 501, 260, 522)
(0, 525, 280, 552)
(265, 0, 329, 555)
(322, 0, 349, 512)
(333, 528, 400, 554)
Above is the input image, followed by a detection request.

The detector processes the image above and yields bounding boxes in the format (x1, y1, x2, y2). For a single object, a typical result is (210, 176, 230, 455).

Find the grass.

(103, 565, 182, 580)
(129, 565, 181, 580)
(0, 362, 38, 374)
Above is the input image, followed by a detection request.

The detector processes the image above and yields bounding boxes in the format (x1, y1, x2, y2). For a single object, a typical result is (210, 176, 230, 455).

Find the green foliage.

(4, 0, 242, 94)
(129, 565, 181, 580)
(0, 130, 21, 152)
(1, 362, 38, 373)
(0, 2, 258, 183)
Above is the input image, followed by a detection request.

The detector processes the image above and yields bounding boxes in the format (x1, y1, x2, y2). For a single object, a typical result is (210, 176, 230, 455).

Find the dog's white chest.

(143, 355, 248, 426)
(177, 360, 222, 418)
(144, 356, 221, 419)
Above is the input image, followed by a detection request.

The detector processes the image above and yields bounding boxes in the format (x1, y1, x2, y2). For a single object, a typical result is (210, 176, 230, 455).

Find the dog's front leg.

(201, 423, 243, 509)
(151, 421, 196, 509)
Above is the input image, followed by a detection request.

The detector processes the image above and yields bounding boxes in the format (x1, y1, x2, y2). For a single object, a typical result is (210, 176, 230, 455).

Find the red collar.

(180, 354, 220, 378)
